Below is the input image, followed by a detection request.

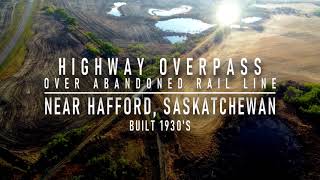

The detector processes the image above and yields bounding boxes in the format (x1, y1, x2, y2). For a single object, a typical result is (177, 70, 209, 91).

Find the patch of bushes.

(44, 7, 120, 57)
(85, 32, 120, 57)
(82, 154, 142, 179)
(284, 83, 320, 117)
(44, 6, 76, 26)
(100, 41, 120, 56)
(128, 43, 148, 59)
(116, 39, 193, 81)
(137, 55, 180, 81)
(172, 43, 188, 55)
(40, 126, 88, 165)
(118, 38, 194, 81)
(138, 64, 159, 80)
(85, 43, 101, 56)
(284, 86, 304, 103)
(117, 69, 126, 81)
(44, 6, 55, 14)
(84, 32, 100, 44)
(264, 83, 276, 92)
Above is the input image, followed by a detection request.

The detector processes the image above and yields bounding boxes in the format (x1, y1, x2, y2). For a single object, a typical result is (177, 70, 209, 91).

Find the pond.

(148, 5, 192, 16)
(242, 17, 262, 24)
(107, 2, 127, 17)
(164, 35, 187, 44)
(231, 24, 249, 29)
(155, 18, 215, 34)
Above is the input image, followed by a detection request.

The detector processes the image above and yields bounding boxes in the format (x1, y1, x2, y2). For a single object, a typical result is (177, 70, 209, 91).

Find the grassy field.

(0, 0, 25, 52)
(0, 0, 38, 79)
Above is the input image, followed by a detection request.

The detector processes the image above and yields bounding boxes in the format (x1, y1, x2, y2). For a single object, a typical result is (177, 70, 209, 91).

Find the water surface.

(148, 5, 192, 16)
(242, 17, 262, 24)
(107, 2, 127, 17)
(164, 36, 187, 44)
(155, 18, 215, 34)
(230, 24, 249, 29)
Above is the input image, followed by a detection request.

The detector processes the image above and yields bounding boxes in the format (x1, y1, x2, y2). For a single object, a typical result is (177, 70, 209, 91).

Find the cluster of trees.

(76, 154, 143, 179)
(44, 6, 76, 26)
(126, 43, 187, 80)
(127, 43, 148, 59)
(85, 32, 120, 57)
(40, 127, 88, 165)
(44, 6, 120, 58)
(284, 83, 320, 117)
(36, 127, 145, 179)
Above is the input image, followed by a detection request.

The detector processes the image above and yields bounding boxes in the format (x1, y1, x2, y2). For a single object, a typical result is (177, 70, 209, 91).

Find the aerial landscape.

(0, 0, 319, 179)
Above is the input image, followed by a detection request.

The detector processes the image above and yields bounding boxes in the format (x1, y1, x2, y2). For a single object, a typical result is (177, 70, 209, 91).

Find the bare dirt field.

(153, 2, 320, 177)
(0, 0, 218, 149)
(0, 0, 319, 179)
(52, 0, 215, 48)
(0, 0, 17, 36)
(211, 7, 320, 83)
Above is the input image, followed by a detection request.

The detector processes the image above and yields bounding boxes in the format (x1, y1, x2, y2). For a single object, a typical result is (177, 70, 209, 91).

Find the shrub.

(264, 83, 276, 92)
(86, 154, 142, 179)
(128, 43, 148, 59)
(100, 41, 120, 56)
(45, 7, 77, 26)
(84, 32, 120, 57)
(173, 43, 188, 54)
(117, 69, 126, 81)
(66, 17, 76, 26)
(284, 84, 320, 117)
(301, 105, 320, 115)
(138, 64, 159, 80)
(284, 86, 303, 104)
(41, 127, 88, 164)
(297, 88, 319, 106)
(305, 82, 320, 90)
(85, 43, 101, 56)
(85, 32, 101, 45)
(44, 6, 55, 14)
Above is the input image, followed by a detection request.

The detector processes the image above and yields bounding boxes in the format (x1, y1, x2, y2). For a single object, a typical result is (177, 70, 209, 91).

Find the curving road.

(0, 0, 34, 64)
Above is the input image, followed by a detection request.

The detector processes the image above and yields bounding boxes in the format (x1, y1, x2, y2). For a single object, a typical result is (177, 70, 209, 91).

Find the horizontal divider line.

(44, 92, 276, 95)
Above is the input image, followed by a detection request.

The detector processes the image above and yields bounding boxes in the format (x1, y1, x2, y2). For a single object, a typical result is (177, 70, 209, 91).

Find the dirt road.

(0, 0, 34, 64)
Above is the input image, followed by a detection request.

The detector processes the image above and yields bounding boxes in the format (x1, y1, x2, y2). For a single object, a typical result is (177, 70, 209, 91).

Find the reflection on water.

(148, 5, 192, 16)
(231, 24, 249, 29)
(164, 36, 187, 44)
(155, 18, 215, 34)
(242, 17, 262, 23)
(107, 2, 127, 17)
